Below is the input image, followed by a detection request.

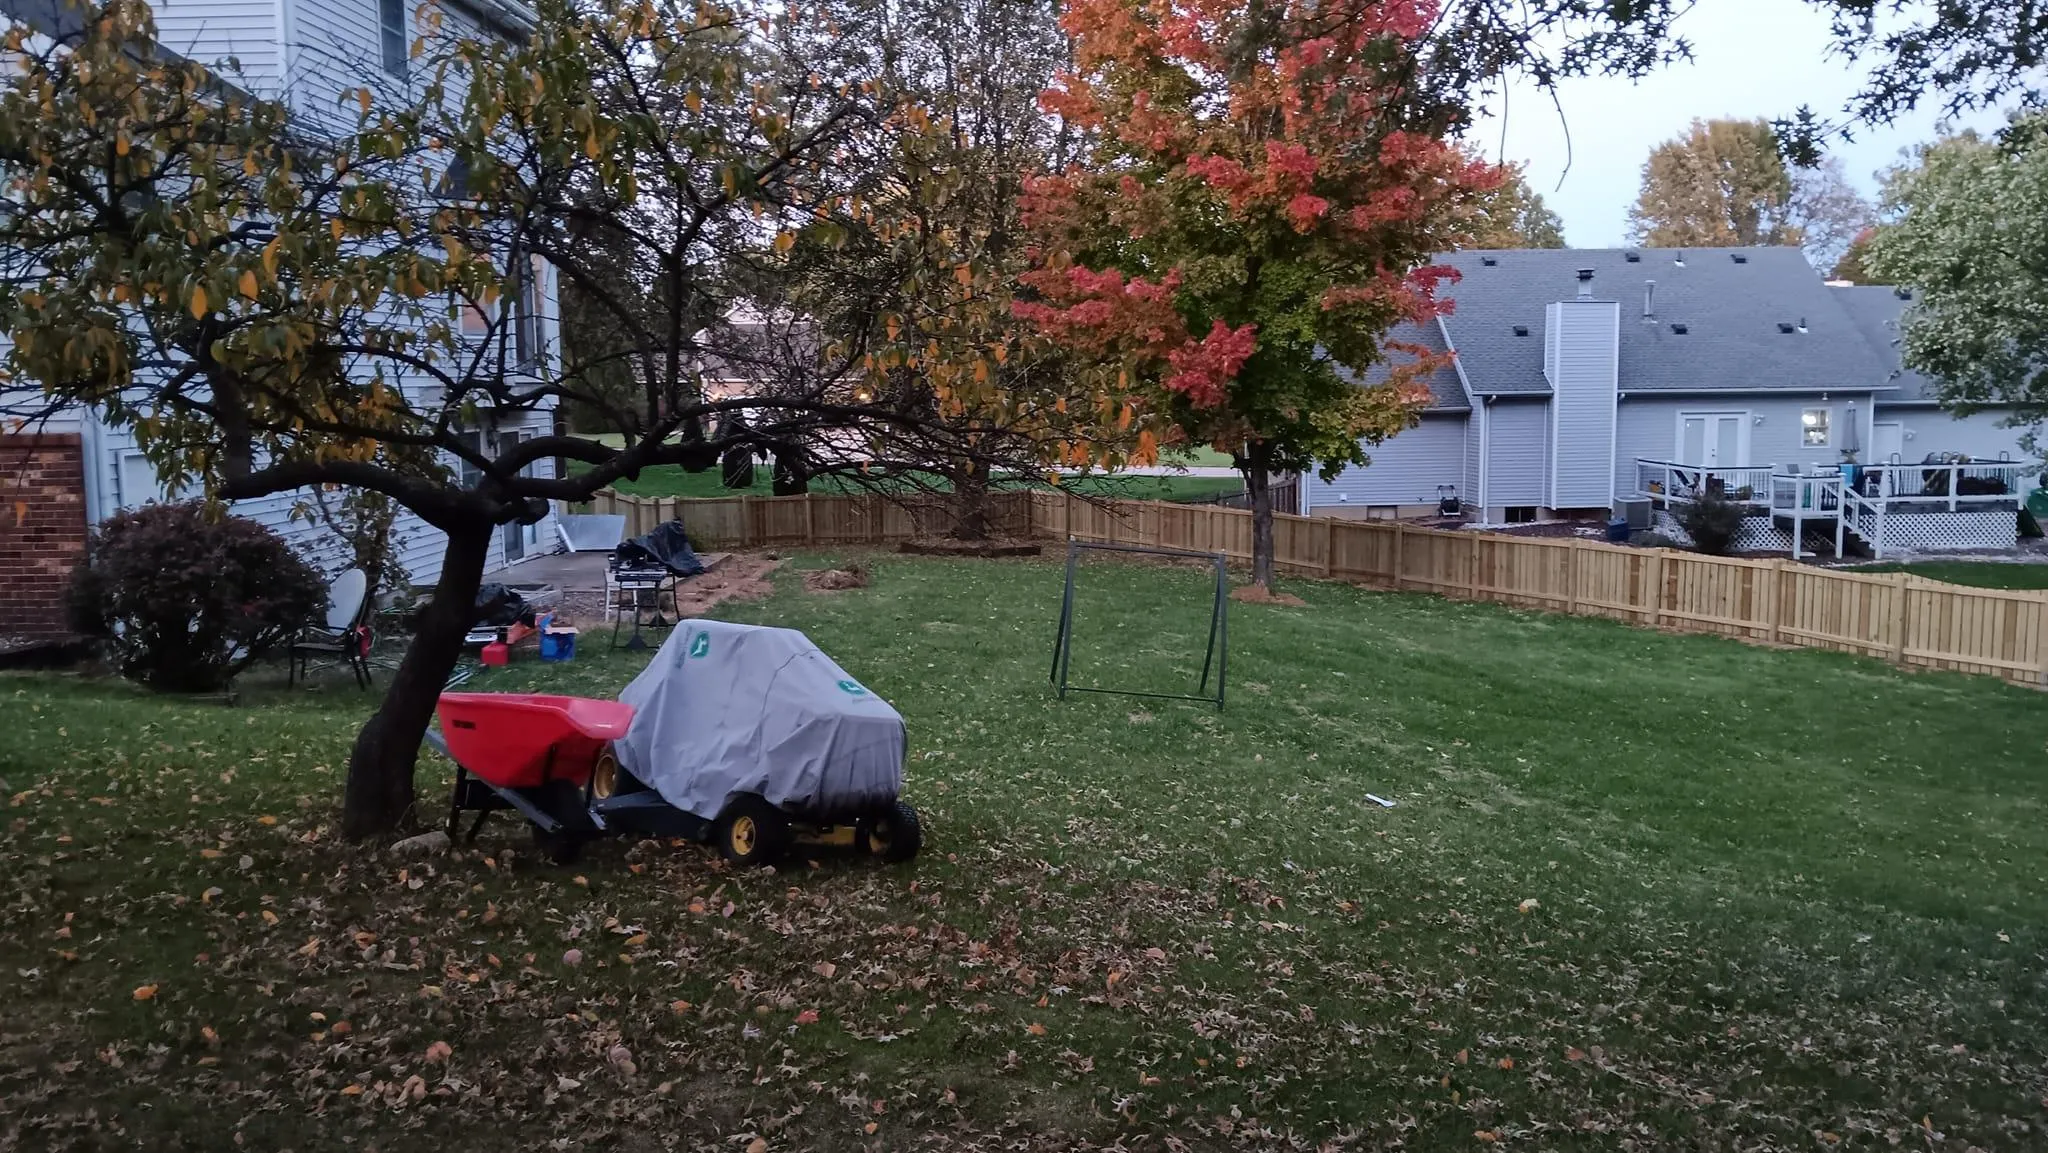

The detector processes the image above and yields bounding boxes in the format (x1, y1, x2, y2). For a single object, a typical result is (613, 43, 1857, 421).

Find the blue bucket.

(539, 628, 578, 662)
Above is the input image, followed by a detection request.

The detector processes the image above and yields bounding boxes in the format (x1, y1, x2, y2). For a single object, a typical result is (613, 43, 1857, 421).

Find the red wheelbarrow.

(426, 692, 635, 863)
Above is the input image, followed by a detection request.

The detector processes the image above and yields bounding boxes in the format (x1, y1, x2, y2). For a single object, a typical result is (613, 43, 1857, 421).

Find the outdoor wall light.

(1754, 415, 1766, 426)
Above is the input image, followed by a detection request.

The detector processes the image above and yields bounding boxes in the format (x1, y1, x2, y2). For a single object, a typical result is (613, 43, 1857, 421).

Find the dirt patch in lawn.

(898, 537, 1042, 558)
(675, 553, 781, 615)
(1230, 583, 1306, 606)
(803, 563, 870, 592)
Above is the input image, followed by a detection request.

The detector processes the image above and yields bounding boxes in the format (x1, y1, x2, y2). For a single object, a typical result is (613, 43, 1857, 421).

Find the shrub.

(1673, 489, 1745, 556)
(68, 502, 326, 692)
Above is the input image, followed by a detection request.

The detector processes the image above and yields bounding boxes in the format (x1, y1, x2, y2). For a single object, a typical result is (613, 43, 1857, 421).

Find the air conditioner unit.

(1617, 499, 1651, 530)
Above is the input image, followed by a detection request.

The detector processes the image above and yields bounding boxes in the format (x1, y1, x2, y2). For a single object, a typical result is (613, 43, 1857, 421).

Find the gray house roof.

(1829, 284, 1943, 405)
(1397, 246, 1895, 398)
(1334, 318, 1470, 413)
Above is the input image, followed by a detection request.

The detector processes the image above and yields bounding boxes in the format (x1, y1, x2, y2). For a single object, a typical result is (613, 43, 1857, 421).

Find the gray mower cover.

(613, 619, 905, 820)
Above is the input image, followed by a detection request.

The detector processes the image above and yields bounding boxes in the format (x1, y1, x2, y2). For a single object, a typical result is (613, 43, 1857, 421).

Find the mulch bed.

(898, 538, 1042, 558)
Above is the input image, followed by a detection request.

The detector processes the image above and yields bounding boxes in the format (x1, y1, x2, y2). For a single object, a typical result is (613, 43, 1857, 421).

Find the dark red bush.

(68, 501, 326, 692)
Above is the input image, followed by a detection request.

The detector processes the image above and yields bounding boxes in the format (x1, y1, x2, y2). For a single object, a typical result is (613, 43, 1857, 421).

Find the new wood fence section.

(585, 488, 2048, 688)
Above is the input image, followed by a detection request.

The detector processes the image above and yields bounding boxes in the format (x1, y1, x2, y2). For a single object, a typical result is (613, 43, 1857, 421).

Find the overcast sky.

(1469, 0, 2014, 248)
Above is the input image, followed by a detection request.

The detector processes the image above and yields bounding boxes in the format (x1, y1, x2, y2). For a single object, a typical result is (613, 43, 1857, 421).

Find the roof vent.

(1797, 317, 1808, 333)
(1575, 268, 1594, 299)
(1480, 255, 1498, 266)
(1512, 325, 1529, 337)
(1670, 323, 1688, 334)
(1893, 286, 1914, 299)
(1673, 251, 1686, 267)
(1625, 251, 1642, 263)
(1777, 322, 1796, 334)
(1731, 253, 1749, 264)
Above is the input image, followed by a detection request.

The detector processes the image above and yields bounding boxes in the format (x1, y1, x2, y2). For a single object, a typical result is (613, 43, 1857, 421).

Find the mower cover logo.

(837, 679, 867, 696)
(688, 633, 711, 659)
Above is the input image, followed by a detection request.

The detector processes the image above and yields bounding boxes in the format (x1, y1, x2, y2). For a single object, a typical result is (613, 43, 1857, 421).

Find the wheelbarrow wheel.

(716, 795, 791, 867)
(857, 801, 923, 864)
(529, 779, 592, 865)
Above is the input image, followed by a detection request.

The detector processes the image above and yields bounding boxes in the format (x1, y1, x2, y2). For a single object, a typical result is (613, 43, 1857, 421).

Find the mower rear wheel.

(716, 795, 791, 867)
(858, 801, 923, 864)
(587, 745, 644, 802)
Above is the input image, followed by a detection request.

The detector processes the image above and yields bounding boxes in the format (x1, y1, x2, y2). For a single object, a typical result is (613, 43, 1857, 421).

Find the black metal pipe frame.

(1050, 538, 1228, 710)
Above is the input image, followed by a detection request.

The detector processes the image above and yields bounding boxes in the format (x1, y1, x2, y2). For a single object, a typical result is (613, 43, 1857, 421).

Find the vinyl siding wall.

(151, 0, 281, 88)
(1305, 415, 1468, 510)
(1613, 394, 1878, 496)
(1545, 301, 1619, 507)
(1481, 399, 1548, 510)
(1872, 406, 2038, 465)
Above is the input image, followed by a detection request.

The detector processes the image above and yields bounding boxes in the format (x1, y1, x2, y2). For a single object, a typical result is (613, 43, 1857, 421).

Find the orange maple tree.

(1019, 0, 1499, 586)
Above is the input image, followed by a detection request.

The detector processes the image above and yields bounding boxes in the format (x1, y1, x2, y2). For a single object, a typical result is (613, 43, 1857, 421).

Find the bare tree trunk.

(951, 459, 991, 540)
(341, 522, 492, 839)
(1245, 463, 1275, 590)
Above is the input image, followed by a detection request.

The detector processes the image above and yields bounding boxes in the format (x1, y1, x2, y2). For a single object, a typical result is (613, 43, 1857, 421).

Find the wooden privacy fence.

(1038, 493, 2048, 687)
(585, 489, 1032, 548)
(581, 487, 2048, 688)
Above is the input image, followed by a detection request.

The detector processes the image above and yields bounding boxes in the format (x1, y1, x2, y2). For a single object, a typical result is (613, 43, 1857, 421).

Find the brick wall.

(0, 434, 88, 639)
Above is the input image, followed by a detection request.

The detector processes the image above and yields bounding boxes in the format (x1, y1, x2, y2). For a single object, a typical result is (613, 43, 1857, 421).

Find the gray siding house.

(1304, 247, 2037, 556)
(3, 0, 562, 585)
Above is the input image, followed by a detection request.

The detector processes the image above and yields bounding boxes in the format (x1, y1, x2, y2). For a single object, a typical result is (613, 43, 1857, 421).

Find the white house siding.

(151, 0, 282, 89)
(1872, 406, 2038, 466)
(1306, 415, 1467, 512)
(1481, 399, 1548, 512)
(1612, 393, 1878, 497)
(1544, 300, 1619, 508)
(1461, 408, 1482, 512)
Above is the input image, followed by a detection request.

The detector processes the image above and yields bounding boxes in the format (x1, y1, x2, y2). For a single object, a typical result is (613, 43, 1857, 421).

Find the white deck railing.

(1633, 459, 1774, 506)
(1854, 460, 2032, 509)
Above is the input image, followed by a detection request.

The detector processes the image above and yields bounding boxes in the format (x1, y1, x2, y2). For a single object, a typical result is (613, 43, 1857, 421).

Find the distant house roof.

(1397, 246, 1895, 399)
(1830, 284, 1942, 404)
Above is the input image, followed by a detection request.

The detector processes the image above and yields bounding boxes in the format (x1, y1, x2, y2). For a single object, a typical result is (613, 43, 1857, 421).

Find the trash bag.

(472, 583, 528, 627)
(616, 520, 706, 577)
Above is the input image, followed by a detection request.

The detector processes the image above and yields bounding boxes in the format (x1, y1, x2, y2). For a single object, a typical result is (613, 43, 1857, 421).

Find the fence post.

(1467, 532, 1481, 599)
(1322, 517, 1334, 578)
(1892, 571, 1911, 664)
(1767, 560, 1786, 645)
(1391, 522, 1406, 590)
(803, 492, 816, 544)
(1565, 539, 1580, 614)
(2036, 591, 2048, 688)
(1646, 551, 1665, 627)
(741, 495, 756, 548)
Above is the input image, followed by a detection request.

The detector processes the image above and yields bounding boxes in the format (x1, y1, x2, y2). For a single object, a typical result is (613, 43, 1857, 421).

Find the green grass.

(8, 556, 2048, 1149)
(1852, 559, 2048, 590)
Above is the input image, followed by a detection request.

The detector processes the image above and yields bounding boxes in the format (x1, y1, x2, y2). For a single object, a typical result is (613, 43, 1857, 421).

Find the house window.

(1801, 407, 1831, 448)
(512, 252, 545, 371)
(379, 0, 408, 77)
(1504, 506, 1538, 524)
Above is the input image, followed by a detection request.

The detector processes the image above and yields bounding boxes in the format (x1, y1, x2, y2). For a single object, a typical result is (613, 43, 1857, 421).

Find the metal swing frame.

(1049, 539, 1228, 710)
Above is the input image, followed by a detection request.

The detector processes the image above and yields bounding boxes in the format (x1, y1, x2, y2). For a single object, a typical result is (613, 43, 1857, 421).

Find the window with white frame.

(379, 0, 409, 77)
(1801, 407, 1831, 448)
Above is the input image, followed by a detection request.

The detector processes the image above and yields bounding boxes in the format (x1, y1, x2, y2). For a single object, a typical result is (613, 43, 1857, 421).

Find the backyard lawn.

(1852, 559, 2048, 590)
(6, 555, 2048, 1150)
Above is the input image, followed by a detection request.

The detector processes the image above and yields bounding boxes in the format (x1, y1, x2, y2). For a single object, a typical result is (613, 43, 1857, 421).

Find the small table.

(611, 564, 677, 650)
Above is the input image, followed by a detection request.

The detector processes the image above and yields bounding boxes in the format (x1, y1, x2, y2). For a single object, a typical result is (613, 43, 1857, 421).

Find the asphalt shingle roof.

(1829, 284, 1939, 403)
(1393, 246, 1895, 398)
(1337, 317, 1470, 412)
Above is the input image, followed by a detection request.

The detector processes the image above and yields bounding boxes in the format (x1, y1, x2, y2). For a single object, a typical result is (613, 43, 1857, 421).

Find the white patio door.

(1678, 412, 1748, 467)
(1872, 421, 1904, 464)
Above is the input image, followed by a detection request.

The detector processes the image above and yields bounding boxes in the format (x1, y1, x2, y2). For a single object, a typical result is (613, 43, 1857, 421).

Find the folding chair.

(290, 568, 373, 689)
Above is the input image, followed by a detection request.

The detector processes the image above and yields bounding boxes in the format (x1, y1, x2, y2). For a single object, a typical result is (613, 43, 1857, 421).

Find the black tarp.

(616, 521, 707, 577)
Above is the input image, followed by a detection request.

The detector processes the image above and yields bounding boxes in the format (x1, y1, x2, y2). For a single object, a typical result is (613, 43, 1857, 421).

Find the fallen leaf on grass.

(425, 1041, 452, 1063)
(199, 849, 223, 859)
(1497, 1057, 1514, 1070)
(260, 910, 279, 925)
(339, 1084, 364, 1097)
(794, 1009, 819, 1025)
(296, 938, 321, 958)
(1517, 898, 1539, 914)
(745, 1140, 768, 1153)
(1026, 1023, 1047, 1037)
(1474, 1131, 1499, 1143)
(670, 1000, 692, 1014)
(132, 985, 158, 1001)
(562, 948, 583, 966)
(1565, 1047, 1585, 1061)
(623, 933, 648, 947)
(813, 961, 837, 979)
(257, 815, 278, 826)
